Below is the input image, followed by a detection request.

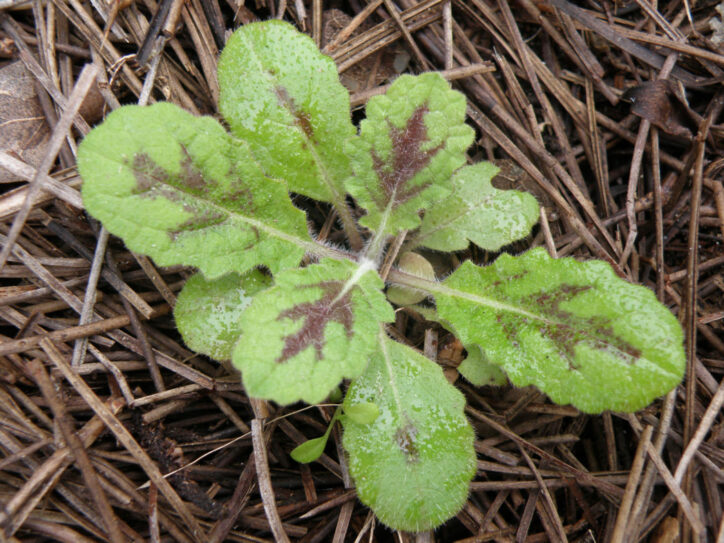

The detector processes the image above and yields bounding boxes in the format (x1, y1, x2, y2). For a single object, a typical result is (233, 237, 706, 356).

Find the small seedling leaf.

(436, 248, 686, 413)
(174, 270, 271, 360)
(410, 162, 540, 252)
(342, 333, 476, 531)
(234, 258, 394, 404)
(345, 73, 473, 235)
(218, 21, 355, 203)
(343, 401, 379, 424)
(458, 345, 508, 387)
(328, 386, 343, 403)
(290, 435, 329, 464)
(386, 252, 436, 306)
(78, 103, 311, 278)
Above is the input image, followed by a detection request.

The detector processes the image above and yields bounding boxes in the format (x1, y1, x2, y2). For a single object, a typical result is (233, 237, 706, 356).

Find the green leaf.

(291, 435, 329, 464)
(458, 345, 508, 387)
(78, 102, 312, 278)
(343, 402, 379, 424)
(435, 248, 685, 413)
(342, 333, 476, 532)
(328, 386, 344, 403)
(174, 270, 271, 360)
(410, 163, 540, 252)
(291, 407, 340, 463)
(345, 73, 474, 235)
(233, 258, 394, 404)
(404, 304, 439, 323)
(386, 252, 436, 306)
(218, 21, 355, 203)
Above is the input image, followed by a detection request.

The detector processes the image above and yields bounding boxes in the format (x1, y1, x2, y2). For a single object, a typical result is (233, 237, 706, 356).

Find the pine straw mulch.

(0, 0, 723, 542)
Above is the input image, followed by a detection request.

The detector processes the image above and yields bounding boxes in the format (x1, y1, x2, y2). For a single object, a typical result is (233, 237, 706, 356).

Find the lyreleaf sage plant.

(77, 21, 685, 532)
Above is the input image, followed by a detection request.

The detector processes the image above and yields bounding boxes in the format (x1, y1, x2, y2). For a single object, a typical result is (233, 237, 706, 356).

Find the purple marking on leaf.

(128, 149, 262, 240)
(215, 158, 257, 213)
(179, 147, 207, 192)
(276, 281, 354, 363)
(222, 180, 254, 208)
(395, 422, 419, 462)
(130, 148, 218, 199)
(511, 283, 643, 369)
(371, 106, 443, 209)
(274, 85, 315, 141)
(539, 323, 582, 368)
(532, 284, 591, 308)
(131, 153, 167, 195)
(168, 208, 227, 240)
(295, 111, 314, 140)
(129, 152, 227, 240)
(491, 271, 530, 290)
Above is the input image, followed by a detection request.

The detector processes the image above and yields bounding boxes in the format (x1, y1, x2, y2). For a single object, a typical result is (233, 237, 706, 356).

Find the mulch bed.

(0, 0, 722, 541)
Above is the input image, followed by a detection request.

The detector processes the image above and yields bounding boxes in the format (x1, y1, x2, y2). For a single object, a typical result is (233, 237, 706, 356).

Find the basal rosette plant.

(77, 21, 685, 532)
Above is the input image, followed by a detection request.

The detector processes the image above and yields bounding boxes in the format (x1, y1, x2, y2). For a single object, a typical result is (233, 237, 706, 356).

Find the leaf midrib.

(390, 269, 543, 321)
(389, 268, 660, 364)
(239, 31, 346, 205)
(95, 147, 344, 262)
(379, 329, 406, 417)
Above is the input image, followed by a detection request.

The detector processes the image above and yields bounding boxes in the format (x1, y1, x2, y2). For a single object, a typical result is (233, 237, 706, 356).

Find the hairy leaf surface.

(174, 270, 271, 360)
(234, 259, 394, 404)
(436, 248, 685, 413)
(78, 103, 311, 278)
(218, 21, 355, 203)
(342, 334, 476, 531)
(345, 73, 473, 235)
(411, 163, 540, 252)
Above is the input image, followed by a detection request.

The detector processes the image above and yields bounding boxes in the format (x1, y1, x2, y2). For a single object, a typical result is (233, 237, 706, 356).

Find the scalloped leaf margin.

(345, 73, 474, 235)
(410, 162, 540, 252)
(78, 102, 312, 278)
(342, 333, 476, 532)
(436, 248, 685, 413)
(218, 20, 355, 204)
(234, 258, 394, 404)
(174, 270, 272, 360)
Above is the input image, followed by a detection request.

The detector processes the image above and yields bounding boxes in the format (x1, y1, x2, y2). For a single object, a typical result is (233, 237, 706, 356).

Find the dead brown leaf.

(622, 80, 695, 138)
(650, 516, 679, 543)
(0, 61, 50, 182)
